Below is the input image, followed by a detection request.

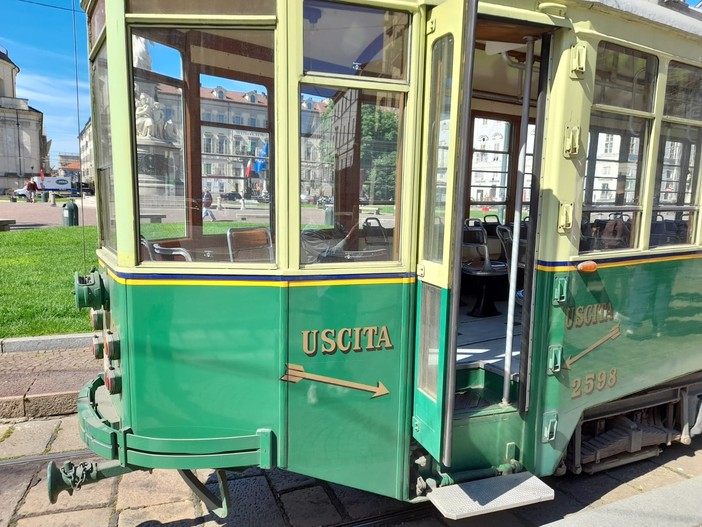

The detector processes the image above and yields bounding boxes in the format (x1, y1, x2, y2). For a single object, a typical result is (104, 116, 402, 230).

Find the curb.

(0, 333, 94, 353)
(0, 391, 79, 419)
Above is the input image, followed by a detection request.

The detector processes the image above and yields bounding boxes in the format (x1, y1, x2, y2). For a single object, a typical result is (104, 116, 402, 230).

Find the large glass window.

(132, 28, 275, 264)
(580, 43, 657, 253)
(299, 86, 403, 264)
(649, 61, 702, 247)
(92, 45, 116, 251)
(303, 0, 410, 81)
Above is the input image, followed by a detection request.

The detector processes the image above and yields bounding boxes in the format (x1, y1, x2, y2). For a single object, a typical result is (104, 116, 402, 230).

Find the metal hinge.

(571, 43, 587, 76)
(542, 411, 558, 442)
(417, 264, 426, 278)
(552, 276, 568, 306)
(563, 123, 580, 157)
(427, 18, 436, 35)
(547, 345, 563, 375)
(557, 202, 573, 233)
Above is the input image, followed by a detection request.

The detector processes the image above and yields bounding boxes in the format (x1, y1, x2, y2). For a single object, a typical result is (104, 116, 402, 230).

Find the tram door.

(413, 0, 475, 463)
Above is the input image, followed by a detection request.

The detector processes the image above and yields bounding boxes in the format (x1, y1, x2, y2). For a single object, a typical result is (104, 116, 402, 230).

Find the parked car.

(257, 193, 271, 203)
(13, 188, 30, 200)
(221, 191, 242, 201)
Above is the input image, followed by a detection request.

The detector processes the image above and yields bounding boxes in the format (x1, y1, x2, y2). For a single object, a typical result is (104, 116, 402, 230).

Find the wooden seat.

(227, 227, 274, 262)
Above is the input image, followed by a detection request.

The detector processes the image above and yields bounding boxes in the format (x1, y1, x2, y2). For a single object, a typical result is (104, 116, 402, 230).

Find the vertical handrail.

(502, 37, 534, 406)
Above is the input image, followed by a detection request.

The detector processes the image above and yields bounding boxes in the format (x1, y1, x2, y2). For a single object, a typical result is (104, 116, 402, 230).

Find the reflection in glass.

(580, 111, 649, 253)
(418, 284, 442, 400)
(93, 45, 116, 251)
(299, 86, 403, 264)
(303, 0, 409, 80)
(131, 27, 276, 264)
(594, 42, 657, 112)
(423, 35, 453, 264)
(650, 123, 701, 247)
(665, 61, 702, 121)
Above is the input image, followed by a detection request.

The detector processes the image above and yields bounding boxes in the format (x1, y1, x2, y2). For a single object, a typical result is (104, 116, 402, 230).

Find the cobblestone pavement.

(0, 412, 700, 527)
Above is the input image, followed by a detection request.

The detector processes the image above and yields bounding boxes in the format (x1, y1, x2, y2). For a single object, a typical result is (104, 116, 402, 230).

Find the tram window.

(580, 42, 657, 254)
(302, 1, 410, 81)
(664, 62, 702, 121)
(93, 45, 116, 252)
(594, 42, 657, 112)
(299, 86, 403, 264)
(467, 118, 535, 224)
(132, 27, 275, 264)
(580, 111, 648, 253)
(649, 60, 702, 247)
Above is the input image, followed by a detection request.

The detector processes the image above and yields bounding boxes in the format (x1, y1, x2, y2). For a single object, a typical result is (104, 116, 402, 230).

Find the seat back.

(152, 243, 193, 262)
(363, 217, 388, 246)
(140, 235, 155, 261)
(227, 227, 274, 262)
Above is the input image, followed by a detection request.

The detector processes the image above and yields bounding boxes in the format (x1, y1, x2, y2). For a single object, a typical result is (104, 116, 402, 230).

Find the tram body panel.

(525, 258, 702, 476)
(286, 280, 414, 499)
(125, 278, 284, 439)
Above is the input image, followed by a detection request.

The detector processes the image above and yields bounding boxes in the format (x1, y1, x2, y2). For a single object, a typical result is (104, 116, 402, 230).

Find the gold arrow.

(563, 324, 621, 370)
(281, 363, 389, 398)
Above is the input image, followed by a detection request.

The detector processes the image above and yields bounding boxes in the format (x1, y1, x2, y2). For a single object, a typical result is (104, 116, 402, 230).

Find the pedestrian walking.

(25, 179, 38, 203)
(202, 189, 216, 221)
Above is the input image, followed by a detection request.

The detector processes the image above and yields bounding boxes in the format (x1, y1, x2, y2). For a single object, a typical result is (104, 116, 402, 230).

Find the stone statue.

(132, 36, 152, 70)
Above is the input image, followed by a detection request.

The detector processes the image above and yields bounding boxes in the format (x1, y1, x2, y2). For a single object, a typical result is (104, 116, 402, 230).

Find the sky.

(1, 0, 701, 168)
(3, 0, 89, 167)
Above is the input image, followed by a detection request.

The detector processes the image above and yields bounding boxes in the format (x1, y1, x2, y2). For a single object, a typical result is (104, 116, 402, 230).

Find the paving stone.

(24, 392, 78, 418)
(605, 459, 688, 492)
(0, 396, 24, 419)
(280, 486, 342, 527)
(267, 467, 317, 493)
(117, 500, 199, 527)
(543, 471, 637, 507)
(18, 465, 114, 515)
(450, 509, 530, 526)
(15, 507, 111, 527)
(0, 372, 35, 398)
(0, 419, 58, 459)
(201, 475, 285, 527)
(514, 488, 587, 527)
(329, 482, 406, 519)
(116, 469, 193, 510)
(0, 463, 37, 527)
(48, 415, 85, 453)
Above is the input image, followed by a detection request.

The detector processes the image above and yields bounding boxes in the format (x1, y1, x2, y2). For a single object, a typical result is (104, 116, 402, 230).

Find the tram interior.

(448, 19, 548, 412)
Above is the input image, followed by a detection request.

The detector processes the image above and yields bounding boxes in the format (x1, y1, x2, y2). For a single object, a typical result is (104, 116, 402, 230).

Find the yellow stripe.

(105, 267, 414, 288)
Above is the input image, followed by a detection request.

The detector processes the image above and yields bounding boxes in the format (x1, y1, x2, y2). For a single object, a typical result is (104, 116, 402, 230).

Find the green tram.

(51, 0, 702, 519)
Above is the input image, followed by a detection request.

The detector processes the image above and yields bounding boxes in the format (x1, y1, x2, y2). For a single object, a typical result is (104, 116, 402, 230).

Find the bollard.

(217, 196, 223, 210)
(50, 192, 57, 207)
(240, 198, 246, 210)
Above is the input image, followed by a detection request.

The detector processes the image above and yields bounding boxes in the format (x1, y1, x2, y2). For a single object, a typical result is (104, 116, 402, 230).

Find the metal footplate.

(427, 471, 554, 519)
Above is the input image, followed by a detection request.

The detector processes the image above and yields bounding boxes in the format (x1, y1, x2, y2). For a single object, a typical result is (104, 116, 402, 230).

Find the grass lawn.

(0, 226, 99, 338)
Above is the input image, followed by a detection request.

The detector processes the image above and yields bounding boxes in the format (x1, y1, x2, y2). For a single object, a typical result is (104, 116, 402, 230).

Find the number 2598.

(571, 368, 617, 399)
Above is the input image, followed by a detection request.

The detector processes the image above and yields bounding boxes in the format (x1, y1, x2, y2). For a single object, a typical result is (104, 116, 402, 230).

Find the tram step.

(427, 471, 554, 520)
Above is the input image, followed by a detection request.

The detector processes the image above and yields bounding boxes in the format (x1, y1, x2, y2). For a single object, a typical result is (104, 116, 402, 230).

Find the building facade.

(0, 46, 48, 194)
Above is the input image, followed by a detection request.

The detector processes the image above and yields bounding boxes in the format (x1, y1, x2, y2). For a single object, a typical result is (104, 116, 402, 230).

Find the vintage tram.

(50, 0, 702, 519)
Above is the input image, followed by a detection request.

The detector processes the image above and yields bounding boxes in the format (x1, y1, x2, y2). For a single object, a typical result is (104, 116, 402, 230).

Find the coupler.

(47, 459, 136, 503)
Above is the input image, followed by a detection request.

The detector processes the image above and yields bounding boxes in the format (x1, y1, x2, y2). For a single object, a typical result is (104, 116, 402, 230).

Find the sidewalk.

(0, 334, 98, 419)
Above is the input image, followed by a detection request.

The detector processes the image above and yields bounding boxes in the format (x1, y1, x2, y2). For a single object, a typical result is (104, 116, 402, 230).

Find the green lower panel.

(286, 281, 413, 500)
